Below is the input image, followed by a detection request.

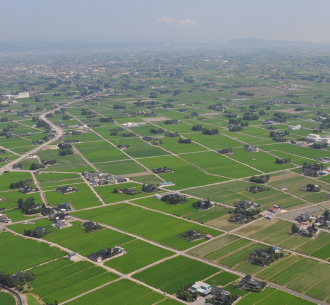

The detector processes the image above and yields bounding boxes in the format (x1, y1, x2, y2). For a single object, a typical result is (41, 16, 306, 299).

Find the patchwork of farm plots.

(72, 203, 223, 250)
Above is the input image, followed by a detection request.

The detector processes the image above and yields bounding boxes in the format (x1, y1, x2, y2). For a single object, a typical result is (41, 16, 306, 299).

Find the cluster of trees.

(229, 118, 249, 126)
(58, 143, 73, 156)
(312, 142, 328, 149)
(161, 194, 187, 205)
(24, 228, 50, 238)
(165, 131, 179, 137)
(150, 128, 164, 134)
(191, 125, 203, 131)
(178, 138, 191, 144)
(99, 117, 113, 122)
(191, 198, 212, 209)
(250, 175, 270, 184)
(17, 197, 43, 215)
(162, 102, 174, 108)
(202, 127, 219, 135)
(208, 103, 223, 111)
(149, 92, 157, 98)
(306, 183, 321, 192)
(228, 119, 249, 131)
(59, 148, 73, 156)
(271, 112, 291, 123)
(218, 147, 233, 154)
(176, 287, 198, 302)
(291, 224, 300, 234)
(142, 183, 157, 193)
(9, 180, 30, 189)
(250, 247, 283, 267)
(265, 125, 277, 130)
(295, 107, 305, 111)
(302, 162, 323, 170)
(84, 223, 102, 233)
(113, 104, 126, 109)
(81, 109, 92, 115)
(269, 130, 289, 142)
(30, 163, 45, 170)
(275, 158, 290, 164)
(237, 91, 254, 96)
(0, 271, 36, 291)
(36, 119, 49, 129)
(122, 132, 135, 137)
(62, 115, 71, 120)
(243, 113, 259, 120)
(164, 119, 179, 124)
(117, 144, 130, 149)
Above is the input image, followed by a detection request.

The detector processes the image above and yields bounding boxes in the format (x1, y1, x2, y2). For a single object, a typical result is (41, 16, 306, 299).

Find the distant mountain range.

(0, 38, 326, 53)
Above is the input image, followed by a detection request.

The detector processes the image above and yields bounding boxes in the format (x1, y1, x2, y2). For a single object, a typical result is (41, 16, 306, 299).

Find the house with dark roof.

(56, 186, 74, 194)
(239, 275, 263, 290)
(83, 221, 96, 229)
(27, 204, 41, 212)
(229, 213, 245, 223)
(34, 227, 45, 235)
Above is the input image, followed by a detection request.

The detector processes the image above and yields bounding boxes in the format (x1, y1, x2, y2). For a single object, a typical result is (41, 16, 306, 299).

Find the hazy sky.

(1, 0, 329, 43)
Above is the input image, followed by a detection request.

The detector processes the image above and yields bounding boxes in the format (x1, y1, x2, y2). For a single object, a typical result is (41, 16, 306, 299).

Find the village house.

(56, 186, 74, 194)
(19, 185, 37, 194)
(83, 221, 96, 229)
(55, 219, 70, 229)
(88, 246, 125, 263)
(211, 287, 232, 305)
(229, 213, 245, 223)
(239, 275, 263, 290)
(33, 227, 45, 235)
(296, 212, 313, 222)
(188, 281, 212, 296)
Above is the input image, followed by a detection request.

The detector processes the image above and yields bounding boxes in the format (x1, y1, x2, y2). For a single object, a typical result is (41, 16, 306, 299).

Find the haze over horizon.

(1, 0, 329, 44)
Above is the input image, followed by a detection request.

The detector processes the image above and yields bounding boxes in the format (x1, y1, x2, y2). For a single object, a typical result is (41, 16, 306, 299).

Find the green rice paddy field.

(72, 203, 222, 250)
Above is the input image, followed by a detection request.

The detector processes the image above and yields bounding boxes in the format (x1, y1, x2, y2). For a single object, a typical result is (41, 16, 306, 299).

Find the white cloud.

(157, 16, 196, 26)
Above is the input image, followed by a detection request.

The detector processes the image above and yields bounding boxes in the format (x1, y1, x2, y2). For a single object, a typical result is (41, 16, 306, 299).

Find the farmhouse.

(27, 204, 41, 212)
(268, 206, 280, 213)
(188, 281, 212, 296)
(19, 186, 37, 194)
(88, 246, 125, 263)
(239, 275, 263, 290)
(211, 287, 232, 305)
(152, 166, 172, 174)
(50, 212, 70, 221)
(178, 229, 203, 241)
(229, 213, 245, 223)
(55, 220, 70, 229)
(33, 227, 45, 235)
(142, 136, 153, 141)
(246, 185, 269, 193)
(191, 198, 214, 209)
(56, 186, 74, 194)
(296, 212, 313, 222)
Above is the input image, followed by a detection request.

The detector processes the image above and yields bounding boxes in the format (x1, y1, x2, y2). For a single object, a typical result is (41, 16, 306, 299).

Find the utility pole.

(282, 170, 287, 191)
